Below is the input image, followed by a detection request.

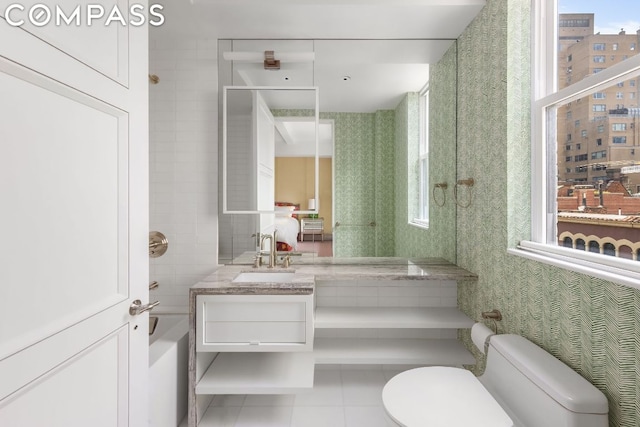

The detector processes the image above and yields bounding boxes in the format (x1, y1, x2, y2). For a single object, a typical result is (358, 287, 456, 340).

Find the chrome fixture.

(129, 299, 160, 316)
(259, 230, 278, 268)
(149, 231, 168, 258)
(149, 281, 159, 290)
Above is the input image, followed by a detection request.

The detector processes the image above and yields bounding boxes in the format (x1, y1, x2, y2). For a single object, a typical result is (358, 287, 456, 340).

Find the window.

(576, 143, 581, 149)
(593, 55, 605, 63)
(612, 123, 627, 131)
(593, 92, 605, 99)
(597, 138, 603, 145)
(574, 119, 580, 127)
(613, 43, 619, 51)
(617, 82, 624, 87)
(581, 130, 587, 138)
(631, 43, 636, 51)
(410, 84, 429, 229)
(565, 156, 572, 162)
(522, 0, 640, 289)
(616, 92, 624, 99)
(631, 80, 636, 87)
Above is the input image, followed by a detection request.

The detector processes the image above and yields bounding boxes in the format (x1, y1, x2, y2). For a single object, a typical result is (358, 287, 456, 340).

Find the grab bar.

(334, 221, 376, 228)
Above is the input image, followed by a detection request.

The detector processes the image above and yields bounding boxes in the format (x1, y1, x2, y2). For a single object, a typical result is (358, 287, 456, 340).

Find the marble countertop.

(190, 255, 477, 296)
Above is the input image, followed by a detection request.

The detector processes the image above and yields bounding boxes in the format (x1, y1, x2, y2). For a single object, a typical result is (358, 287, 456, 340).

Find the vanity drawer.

(203, 301, 305, 322)
(196, 294, 314, 352)
(204, 321, 305, 344)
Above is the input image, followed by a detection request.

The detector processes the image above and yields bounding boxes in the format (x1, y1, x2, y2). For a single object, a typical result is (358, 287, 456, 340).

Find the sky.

(559, 0, 640, 35)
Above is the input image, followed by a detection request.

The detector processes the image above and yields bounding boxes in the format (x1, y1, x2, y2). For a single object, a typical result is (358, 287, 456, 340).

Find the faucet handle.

(282, 255, 291, 268)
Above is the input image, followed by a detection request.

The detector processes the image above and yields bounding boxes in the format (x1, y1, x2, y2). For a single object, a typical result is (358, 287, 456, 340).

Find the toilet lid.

(383, 367, 513, 427)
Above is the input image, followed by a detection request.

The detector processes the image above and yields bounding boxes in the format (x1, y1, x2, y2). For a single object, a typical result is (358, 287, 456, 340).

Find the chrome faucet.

(259, 230, 278, 268)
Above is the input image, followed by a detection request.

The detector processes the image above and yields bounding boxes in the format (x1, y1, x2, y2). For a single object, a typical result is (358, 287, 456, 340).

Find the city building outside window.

(613, 136, 627, 144)
(522, 0, 640, 289)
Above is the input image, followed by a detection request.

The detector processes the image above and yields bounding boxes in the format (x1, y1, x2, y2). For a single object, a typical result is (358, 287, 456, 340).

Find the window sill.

(509, 241, 640, 291)
(409, 219, 429, 230)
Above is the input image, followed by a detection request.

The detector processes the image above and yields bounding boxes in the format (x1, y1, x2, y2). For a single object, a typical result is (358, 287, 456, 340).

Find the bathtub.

(149, 314, 189, 427)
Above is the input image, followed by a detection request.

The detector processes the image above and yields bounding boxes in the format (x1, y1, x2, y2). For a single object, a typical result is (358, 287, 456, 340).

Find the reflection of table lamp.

(308, 198, 318, 218)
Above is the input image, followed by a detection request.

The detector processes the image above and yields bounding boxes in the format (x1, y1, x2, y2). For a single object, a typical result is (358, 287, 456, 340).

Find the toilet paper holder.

(481, 309, 502, 334)
(481, 309, 502, 321)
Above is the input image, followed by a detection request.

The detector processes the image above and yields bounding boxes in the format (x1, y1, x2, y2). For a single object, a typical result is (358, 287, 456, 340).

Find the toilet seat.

(382, 367, 513, 427)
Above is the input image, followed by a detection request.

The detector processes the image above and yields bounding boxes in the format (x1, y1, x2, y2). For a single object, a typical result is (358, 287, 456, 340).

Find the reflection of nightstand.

(300, 218, 324, 242)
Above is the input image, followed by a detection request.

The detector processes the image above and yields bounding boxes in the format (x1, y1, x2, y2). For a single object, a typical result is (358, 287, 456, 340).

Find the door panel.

(0, 327, 128, 427)
(0, 66, 129, 358)
(0, 0, 128, 85)
(0, 3, 148, 425)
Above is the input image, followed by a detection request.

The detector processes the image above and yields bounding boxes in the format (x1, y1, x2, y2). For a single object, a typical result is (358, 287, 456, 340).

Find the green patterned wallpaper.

(393, 46, 458, 262)
(374, 110, 396, 257)
(272, 110, 397, 257)
(451, 0, 640, 426)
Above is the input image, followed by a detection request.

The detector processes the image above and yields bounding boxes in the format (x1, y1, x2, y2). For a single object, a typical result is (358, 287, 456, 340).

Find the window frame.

(511, 0, 640, 290)
(409, 83, 430, 229)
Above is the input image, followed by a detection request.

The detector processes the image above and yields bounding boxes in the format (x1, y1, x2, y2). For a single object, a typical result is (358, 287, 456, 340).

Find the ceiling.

(153, 0, 485, 112)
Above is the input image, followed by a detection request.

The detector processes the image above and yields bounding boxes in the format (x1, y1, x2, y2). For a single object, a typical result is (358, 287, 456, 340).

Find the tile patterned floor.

(192, 366, 405, 427)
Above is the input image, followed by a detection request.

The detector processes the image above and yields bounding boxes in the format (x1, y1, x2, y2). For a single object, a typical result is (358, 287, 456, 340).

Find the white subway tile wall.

(149, 38, 220, 313)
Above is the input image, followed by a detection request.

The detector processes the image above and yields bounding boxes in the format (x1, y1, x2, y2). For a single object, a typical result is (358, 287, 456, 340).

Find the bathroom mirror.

(222, 86, 320, 214)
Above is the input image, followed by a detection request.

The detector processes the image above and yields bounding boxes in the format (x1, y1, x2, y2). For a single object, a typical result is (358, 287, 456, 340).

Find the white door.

(0, 3, 149, 426)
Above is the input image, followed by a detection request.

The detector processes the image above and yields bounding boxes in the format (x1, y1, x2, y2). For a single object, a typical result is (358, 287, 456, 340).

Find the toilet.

(382, 325, 609, 427)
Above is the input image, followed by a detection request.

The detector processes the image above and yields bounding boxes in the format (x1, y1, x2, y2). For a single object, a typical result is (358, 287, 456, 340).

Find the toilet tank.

(479, 335, 608, 427)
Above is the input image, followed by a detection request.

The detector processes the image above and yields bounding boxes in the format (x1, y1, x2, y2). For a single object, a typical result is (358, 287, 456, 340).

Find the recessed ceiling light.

(342, 76, 351, 81)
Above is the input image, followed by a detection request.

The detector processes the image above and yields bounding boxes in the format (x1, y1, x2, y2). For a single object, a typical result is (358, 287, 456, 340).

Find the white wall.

(218, 113, 258, 261)
(149, 37, 220, 313)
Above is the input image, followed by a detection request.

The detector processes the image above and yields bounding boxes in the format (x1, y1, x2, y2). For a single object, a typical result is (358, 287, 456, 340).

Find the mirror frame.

(222, 85, 320, 214)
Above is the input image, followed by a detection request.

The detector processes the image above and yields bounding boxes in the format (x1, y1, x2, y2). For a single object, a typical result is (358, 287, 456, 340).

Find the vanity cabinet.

(193, 293, 315, 401)
(196, 294, 314, 352)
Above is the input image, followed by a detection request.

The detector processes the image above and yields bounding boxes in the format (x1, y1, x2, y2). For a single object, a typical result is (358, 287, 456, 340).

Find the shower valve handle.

(129, 299, 160, 316)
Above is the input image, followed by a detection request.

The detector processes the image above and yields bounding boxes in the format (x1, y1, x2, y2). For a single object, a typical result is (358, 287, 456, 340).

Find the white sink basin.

(232, 272, 296, 283)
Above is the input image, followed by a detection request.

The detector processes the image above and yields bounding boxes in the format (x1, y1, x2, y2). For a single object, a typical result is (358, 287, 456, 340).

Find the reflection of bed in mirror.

(273, 202, 300, 251)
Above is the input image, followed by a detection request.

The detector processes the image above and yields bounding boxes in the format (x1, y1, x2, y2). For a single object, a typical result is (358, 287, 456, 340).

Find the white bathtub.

(149, 314, 189, 427)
